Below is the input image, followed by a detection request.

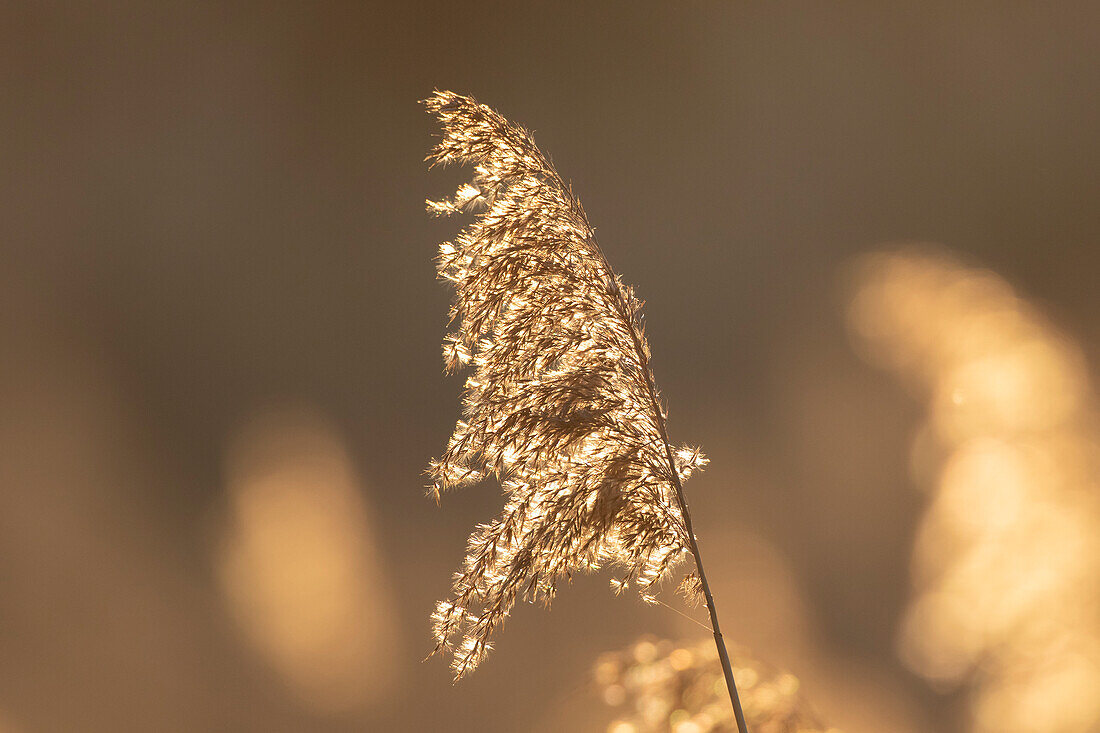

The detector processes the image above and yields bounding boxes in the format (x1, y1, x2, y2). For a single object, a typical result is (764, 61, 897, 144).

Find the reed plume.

(422, 90, 747, 731)
(596, 637, 838, 733)
(848, 249, 1100, 733)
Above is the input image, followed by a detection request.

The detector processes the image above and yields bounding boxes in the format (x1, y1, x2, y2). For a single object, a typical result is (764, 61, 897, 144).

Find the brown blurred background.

(2, 3, 1099, 732)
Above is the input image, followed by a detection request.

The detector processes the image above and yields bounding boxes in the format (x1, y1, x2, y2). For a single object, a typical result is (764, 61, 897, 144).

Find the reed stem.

(668, 474, 750, 733)
(611, 281, 750, 733)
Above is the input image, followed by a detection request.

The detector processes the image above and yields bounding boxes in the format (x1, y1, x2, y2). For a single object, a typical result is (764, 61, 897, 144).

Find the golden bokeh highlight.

(216, 406, 400, 713)
(847, 248, 1100, 733)
(596, 637, 838, 733)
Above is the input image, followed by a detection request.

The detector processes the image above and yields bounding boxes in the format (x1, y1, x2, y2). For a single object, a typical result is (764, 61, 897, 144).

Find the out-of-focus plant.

(421, 91, 748, 730)
(216, 407, 399, 712)
(847, 248, 1100, 733)
(595, 637, 838, 733)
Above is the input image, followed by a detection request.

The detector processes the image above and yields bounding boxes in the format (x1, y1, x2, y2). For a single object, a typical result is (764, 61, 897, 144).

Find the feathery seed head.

(596, 637, 838, 732)
(423, 90, 705, 679)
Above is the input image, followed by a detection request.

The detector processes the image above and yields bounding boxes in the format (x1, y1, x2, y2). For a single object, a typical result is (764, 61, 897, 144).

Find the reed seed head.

(596, 637, 838, 733)
(423, 91, 706, 679)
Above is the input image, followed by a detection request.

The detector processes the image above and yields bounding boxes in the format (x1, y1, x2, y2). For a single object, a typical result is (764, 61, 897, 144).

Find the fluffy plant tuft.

(422, 90, 710, 680)
(422, 90, 748, 732)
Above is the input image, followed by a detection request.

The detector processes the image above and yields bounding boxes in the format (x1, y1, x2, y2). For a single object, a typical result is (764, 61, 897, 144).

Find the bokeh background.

(2, 3, 1099, 732)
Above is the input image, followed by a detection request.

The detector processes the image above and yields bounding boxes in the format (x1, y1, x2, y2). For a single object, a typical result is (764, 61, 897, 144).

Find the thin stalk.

(604, 274, 750, 733)
(666, 465, 750, 733)
(562, 172, 749, 731)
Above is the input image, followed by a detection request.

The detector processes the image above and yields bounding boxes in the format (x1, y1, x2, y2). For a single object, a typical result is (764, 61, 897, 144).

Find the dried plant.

(422, 90, 747, 730)
(847, 249, 1100, 733)
(595, 637, 838, 733)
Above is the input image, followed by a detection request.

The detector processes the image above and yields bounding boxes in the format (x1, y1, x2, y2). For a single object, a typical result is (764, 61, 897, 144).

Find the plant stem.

(666, 468, 750, 733)
(588, 233, 750, 733)
(615, 307, 750, 733)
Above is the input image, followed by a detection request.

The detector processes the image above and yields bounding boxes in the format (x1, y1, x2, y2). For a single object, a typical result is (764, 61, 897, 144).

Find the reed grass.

(422, 91, 748, 732)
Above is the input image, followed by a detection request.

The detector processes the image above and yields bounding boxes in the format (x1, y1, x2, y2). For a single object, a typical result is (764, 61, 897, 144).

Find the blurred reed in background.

(595, 636, 837, 733)
(847, 248, 1100, 733)
(215, 406, 401, 713)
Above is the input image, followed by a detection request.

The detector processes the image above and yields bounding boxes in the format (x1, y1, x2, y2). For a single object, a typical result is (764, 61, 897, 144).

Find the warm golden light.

(847, 248, 1100, 733)
(596, 637, 837, 732)
(215, 406, 400, 712)
(422, 90, 712, 681)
